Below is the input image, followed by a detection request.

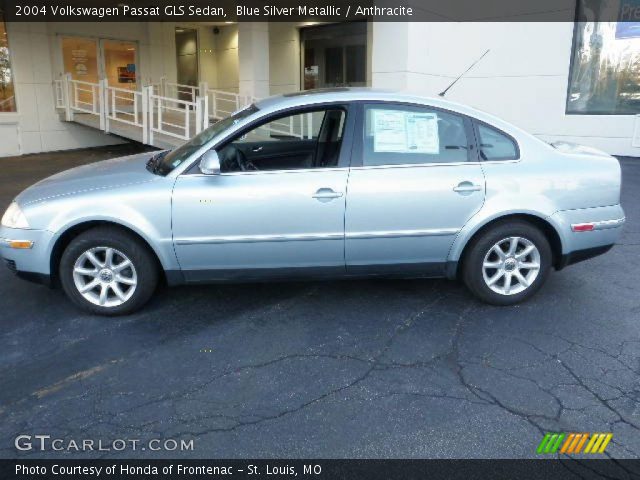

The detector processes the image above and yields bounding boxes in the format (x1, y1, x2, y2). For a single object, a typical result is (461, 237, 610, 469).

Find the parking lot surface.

(1, 145, 639, 459)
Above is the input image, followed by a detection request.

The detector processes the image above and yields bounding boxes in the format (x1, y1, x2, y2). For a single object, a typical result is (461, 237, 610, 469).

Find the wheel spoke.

(74, 266, 98, 277)
(85, 251, 104, 268)
(514, 270, 529, 288)
(519, 261, 540, 270)
(104, 248, 115, 268)
(483, 260, 502, 268)
(112, 283, 127, 301)
(487, 270, 505, 286)
(492, 245, 506, 260)
(515, 245, 534, 260)
(99, 284, 109, 305)
(113, 259, 132, 273)
(79, 278, 100, 293)
(507, 237, 519, 256)
(115, 274, 136, 286)
(503, 272, 513, 294)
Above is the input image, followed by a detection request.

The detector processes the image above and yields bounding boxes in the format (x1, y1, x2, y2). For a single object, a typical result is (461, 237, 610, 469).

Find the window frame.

(565, 8, 640, 115)
(350, 101, 479, 168)
(184, 101, 356, 175)
(0, 9, 17, 114)
(472, 119, 521, 161)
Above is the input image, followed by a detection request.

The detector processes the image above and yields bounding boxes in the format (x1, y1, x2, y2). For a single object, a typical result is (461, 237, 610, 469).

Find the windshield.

(151, 105, 259, 175)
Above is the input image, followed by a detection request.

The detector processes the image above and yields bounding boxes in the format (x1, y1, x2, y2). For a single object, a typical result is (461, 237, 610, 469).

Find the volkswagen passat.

(0, 89, 625, 315)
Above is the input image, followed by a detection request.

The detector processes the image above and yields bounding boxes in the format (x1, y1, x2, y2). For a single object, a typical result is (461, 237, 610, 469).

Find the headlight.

(1, 202, 30, 229)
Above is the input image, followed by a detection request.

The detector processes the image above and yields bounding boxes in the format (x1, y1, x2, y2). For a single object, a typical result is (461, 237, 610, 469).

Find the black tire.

(59, 226, 159, 316)
(462, 221, 552, 306)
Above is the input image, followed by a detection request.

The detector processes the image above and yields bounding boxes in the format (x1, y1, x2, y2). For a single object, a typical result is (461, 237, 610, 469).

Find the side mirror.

(199, 150, 221, 175)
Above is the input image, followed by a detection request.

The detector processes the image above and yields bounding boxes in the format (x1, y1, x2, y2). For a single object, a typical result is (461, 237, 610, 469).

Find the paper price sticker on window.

(372, 110, 439, 154)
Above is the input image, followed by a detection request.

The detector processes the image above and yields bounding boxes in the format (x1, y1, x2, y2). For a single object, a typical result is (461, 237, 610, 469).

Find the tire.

(462, 221, 552, 306)
(59, 226, 159, 316)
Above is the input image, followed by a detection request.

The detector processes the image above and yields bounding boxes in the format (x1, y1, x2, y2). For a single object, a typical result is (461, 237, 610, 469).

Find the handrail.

(54, 73, 261, 146)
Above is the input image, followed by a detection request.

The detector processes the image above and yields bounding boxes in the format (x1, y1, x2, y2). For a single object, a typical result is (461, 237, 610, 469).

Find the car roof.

(256, 88, 469, 115)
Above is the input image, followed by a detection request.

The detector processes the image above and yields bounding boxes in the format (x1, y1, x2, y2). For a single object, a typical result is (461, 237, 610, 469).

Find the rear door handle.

(453, 182, 482, 194)
(312, 188, 343, 201)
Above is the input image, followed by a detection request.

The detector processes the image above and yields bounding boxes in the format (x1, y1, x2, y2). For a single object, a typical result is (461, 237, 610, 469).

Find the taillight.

(572, 223, 595, 232)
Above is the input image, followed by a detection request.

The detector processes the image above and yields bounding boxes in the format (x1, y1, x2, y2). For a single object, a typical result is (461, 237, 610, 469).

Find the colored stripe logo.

(537, 433, 612, 454)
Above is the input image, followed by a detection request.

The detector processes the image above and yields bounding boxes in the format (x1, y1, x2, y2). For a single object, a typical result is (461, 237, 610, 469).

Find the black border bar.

(1, 0, 639, 22)
(3, 459, 640, 480)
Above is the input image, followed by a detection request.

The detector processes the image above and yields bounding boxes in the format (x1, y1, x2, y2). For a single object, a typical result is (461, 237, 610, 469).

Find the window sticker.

(372, 110, 439, 154)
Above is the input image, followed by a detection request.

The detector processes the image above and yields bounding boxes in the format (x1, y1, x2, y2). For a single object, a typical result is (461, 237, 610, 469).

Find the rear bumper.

(557, 244, 614, 270)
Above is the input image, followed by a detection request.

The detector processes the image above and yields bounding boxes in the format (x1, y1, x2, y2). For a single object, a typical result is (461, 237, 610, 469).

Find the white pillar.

(238, 22, 269, 100)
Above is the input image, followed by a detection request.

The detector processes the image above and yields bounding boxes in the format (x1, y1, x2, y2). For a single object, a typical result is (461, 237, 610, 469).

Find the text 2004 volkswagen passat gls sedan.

(0, 89, 625, 315)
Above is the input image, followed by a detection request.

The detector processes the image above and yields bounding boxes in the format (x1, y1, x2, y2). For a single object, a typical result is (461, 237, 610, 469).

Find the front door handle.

(251, 146, 263, 153)
(312, 188, 343, 202)
(453, 182, 482, 194)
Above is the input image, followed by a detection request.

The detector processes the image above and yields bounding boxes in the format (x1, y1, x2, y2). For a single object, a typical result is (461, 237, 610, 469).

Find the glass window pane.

(219, 109, 346, 172)
(363, 105, 469, 166)
(62, 37, 99, 83)
(477, 124, 518, 160)
(0, 9, 16, 112)
(567, 19, 640, 114)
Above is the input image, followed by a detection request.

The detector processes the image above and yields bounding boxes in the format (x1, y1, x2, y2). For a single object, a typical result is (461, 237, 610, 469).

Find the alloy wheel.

(481, 236, 541, 296)
(72, 246, 137, 307)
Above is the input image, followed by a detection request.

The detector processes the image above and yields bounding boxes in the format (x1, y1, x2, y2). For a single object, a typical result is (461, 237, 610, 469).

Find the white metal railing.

(104, 83, 148, 143)
(52, 73, 271, 146)
(54, 79, 64, 108)
(69, 78, 100, 115)
(148, 92, 206, 144)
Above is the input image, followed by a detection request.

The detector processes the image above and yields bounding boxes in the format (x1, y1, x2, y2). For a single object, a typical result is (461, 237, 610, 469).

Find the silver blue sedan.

(0, 89, 625, 315)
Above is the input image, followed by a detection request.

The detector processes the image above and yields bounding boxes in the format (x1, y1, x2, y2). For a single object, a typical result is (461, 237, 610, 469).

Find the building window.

(0, 8, 17, 112)
(567, 4, 640, 114)
(301, 22, 367, 90)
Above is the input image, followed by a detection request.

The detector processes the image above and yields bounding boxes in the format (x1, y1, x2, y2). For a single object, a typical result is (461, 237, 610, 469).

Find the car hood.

(16, 151, 161, 206)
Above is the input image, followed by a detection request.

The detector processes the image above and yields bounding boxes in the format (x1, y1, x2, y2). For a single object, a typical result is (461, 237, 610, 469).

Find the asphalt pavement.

(0, 145, 638, 460)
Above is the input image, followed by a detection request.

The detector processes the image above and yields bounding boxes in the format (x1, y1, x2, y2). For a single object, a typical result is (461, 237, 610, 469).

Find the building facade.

(0, 16, 638, 157)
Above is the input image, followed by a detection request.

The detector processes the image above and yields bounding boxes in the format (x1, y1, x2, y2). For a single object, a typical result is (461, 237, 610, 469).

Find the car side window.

(476, 123, 519, 160)
(217, 108, 346, 173)
(362, 104, 470, 166)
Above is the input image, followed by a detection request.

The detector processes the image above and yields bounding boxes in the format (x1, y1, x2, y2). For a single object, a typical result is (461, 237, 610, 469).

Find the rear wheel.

(59, 227, 158, 315)
(462, 221, 552, 305)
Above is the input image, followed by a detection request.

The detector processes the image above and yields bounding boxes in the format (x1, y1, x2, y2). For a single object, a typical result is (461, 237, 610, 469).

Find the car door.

(172, 105, 354, 282)
(345, 102, 486, 275)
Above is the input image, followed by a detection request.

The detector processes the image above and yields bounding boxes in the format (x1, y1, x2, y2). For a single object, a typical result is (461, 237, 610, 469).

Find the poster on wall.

(71, 49, 88, 76)
(117, 64, 136, 83)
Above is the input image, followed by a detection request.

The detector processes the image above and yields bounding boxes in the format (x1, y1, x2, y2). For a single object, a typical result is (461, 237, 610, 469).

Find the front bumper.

(0, 226, 56, 286)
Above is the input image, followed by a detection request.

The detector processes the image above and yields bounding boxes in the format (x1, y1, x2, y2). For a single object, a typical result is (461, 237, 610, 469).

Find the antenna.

(438, 49, 490, 97)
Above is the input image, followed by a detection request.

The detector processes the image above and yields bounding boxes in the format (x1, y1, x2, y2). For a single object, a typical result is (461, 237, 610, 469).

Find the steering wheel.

(237, 148, 259, 172)
(219, 145, 258, 172)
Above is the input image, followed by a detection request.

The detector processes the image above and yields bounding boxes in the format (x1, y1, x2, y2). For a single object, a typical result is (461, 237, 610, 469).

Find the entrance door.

(100, 39, 138, 90)
(61, 37, 138, 88)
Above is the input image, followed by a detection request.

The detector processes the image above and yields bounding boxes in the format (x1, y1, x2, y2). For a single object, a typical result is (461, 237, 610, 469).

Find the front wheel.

(462, 221, 552, 305)
(59, 227, 159, 316)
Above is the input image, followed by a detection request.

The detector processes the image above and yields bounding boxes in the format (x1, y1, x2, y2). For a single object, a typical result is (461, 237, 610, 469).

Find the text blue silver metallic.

(0, 89, 625, 315)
